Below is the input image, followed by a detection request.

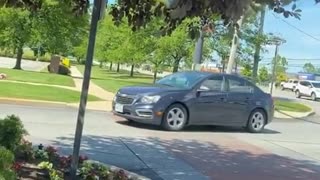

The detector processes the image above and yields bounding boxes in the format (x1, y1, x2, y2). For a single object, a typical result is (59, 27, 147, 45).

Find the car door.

(225, 76, 255, 124)
(304, 81, 313, 96)
(299, 81, 309, 95)
(189, 75, 228, 125)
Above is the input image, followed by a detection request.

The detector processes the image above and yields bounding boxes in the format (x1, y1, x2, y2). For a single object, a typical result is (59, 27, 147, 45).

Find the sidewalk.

(70, 66, 114, 111)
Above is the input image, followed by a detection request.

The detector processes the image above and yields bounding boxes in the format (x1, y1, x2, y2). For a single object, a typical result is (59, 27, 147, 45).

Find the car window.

(293, 80, 298, 83)
(312, 82, 320, 88)
(227, 76, 254, 93)
(300, 81, 306, 86)
(305, 81, 311, 86)
(199, 76, 223, 92)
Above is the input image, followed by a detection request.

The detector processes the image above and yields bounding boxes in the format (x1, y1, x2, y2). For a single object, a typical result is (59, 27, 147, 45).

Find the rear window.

(293, 80, 298, 83)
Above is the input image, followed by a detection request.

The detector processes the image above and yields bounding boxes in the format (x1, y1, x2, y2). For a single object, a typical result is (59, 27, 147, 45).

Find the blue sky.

(262, 1, 320, 72)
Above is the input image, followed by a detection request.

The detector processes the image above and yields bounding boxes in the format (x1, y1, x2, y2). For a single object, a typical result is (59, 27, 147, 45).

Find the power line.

(272, 13, 320, 42)
(262, 58, 320, 61)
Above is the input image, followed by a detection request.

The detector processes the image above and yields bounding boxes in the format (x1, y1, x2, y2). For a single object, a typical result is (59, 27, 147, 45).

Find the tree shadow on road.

(51, 135, 320, 180)
(116, 120, 281, 134)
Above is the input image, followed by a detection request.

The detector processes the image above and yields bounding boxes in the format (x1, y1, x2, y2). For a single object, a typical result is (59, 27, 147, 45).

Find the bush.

(15, 139, 35, 161)
(0, 115, 27, 151)
(0, 146, 16, 180)
(58, 65, 71, 76)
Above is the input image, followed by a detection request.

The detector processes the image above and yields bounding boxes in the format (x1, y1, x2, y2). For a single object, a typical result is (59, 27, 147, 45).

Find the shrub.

(58, 65, 71, 76)
(0, 115, 27, 151)
(15, 139, 35, 161)
(0, 146, 16, 180)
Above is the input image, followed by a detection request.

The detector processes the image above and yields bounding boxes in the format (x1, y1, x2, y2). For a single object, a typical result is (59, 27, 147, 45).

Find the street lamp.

(268, 36, 286, 95)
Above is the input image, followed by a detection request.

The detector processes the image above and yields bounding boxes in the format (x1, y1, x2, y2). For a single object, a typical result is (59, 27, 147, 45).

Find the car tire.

(162, 104, 187, 131)
(281, 85, 284, 91)
(126, 119, 134, 123)
(247, 109, 266, 133)
(295, 90, 301, 98)
(311, 92, 317, 101)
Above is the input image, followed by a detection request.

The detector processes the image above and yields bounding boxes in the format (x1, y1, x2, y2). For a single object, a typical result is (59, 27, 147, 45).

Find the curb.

(0, 98, 69, 108)
(274, 109, 315, 119)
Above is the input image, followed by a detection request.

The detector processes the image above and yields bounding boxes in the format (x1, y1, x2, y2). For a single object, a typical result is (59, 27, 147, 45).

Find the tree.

(273, 55, 288, 83)
(258, 66, 269, 82)
(303, 63, 317, 73)
(0, 8, 32, 69)
(241, 63, 252, 77)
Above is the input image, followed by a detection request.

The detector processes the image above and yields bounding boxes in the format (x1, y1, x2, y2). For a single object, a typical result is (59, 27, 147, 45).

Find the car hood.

(118, 85, 183, 96)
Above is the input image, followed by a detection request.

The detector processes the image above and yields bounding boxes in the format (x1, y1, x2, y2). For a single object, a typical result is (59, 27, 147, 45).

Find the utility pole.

(270, 44, 279, 95)
(269, 37, 286, 95)
(70, 0, 106, 178)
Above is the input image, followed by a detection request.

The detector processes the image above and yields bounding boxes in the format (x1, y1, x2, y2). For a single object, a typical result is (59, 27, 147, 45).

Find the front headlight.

(141, 95, 161, 104)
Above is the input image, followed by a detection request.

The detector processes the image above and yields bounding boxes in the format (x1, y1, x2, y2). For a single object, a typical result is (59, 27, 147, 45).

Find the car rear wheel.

(295, 90, 301, 98)
(281, 85, 284, 91)
(311, 92, 317, 101)
(162, 104, 187, 131)
(247, 109, 266, 133)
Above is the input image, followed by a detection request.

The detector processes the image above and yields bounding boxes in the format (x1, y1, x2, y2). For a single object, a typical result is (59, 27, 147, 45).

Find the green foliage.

(15, 139, 35, 161)
(0, 115, 27, 151)
(272, 55, 288, 82)
(38, 161, 63, 180)
(303, 63, 320, 73)
(241, 64, 253, 77)
(0, 146, 16, 180)
(35, 149, 49, 161)
(258, 66, 269, 82)
(79, 161, 111, 179)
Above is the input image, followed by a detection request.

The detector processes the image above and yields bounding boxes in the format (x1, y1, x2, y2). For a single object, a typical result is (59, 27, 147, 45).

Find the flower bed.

(0, 115, 148, 180)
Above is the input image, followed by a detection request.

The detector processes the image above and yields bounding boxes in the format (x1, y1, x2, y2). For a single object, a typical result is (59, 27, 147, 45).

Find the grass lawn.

(275, 100, 312, 112)
(0, 68, 75, 87)
(77, 65, 153, 93)
(0, 81, 100, 103)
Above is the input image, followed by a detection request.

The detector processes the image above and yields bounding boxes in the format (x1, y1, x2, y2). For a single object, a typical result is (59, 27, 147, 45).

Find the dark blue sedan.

(113, 72, 274, 133)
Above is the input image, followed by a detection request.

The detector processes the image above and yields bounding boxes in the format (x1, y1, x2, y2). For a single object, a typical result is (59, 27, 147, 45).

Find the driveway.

(0, 103, 319, 179)
(0, 57, 48, 71)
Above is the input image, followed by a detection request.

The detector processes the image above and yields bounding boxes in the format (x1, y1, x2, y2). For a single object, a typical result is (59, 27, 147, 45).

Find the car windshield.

(312, 82, 320, 88)
(156, 72, 206, 89)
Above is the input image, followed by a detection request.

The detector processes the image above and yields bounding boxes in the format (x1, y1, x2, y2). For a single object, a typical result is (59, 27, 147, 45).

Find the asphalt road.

(0, 103, 319, 179)
(0, 57, 48, 71)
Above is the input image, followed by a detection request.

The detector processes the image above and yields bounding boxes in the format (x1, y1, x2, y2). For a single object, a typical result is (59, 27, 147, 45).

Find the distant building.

(297, 73, 320, 81)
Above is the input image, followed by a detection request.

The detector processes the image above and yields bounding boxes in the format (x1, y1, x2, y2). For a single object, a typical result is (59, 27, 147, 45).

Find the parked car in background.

(112, 72, 274, 133)
(295, 80, 320, 101)
(280, 79, 299, 91)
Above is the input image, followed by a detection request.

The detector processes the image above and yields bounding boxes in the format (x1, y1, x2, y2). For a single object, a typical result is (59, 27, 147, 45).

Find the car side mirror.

(196, 88, 209, 97)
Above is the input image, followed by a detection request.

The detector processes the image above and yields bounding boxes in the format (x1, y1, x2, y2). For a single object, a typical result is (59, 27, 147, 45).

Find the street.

(0, 99, 319, 179)
(0, 57, 48, 71)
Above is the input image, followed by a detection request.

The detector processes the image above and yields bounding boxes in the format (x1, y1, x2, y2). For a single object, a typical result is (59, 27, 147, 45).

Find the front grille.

(116, 95, 134, 105)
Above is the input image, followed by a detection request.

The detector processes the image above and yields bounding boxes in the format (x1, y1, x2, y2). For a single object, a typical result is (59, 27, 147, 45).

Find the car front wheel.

(247, 109, 266, 133)
(162, 104, 187, 131)
(295, 90, 301, 98)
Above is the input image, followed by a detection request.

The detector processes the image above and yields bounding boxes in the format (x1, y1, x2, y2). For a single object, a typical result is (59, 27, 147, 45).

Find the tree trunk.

(153, 70, 158, 84)
(252, 7, 266, 83)
(172, 58, 181, 73)
(130, 64, 134, 77)
(109, 62, 113, 71)
(226, 16, 244, 74)
(192, 30, 204, 70)
(116, 63, 120, 72)
(13, 46, 23, 70)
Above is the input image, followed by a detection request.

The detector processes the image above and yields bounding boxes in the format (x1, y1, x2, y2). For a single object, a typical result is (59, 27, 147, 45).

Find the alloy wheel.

(166, 108, 185, 129)
(250, 112, 265, 131)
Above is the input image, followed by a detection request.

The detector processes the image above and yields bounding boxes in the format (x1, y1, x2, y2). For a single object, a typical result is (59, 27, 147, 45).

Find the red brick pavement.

(159, 136, 320, 180)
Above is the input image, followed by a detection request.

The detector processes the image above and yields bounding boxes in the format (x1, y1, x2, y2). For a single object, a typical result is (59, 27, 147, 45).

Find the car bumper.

(112, 103, 163, 125)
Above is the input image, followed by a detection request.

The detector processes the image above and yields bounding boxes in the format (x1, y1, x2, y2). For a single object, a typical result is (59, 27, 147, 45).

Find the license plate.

(115, 104, 124, 113)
